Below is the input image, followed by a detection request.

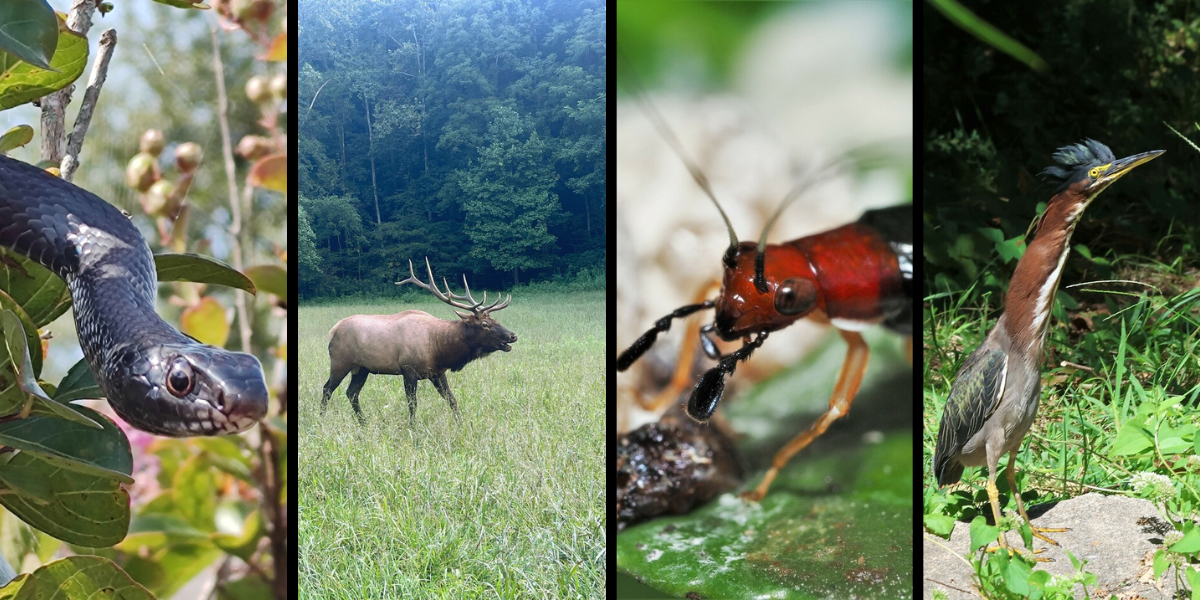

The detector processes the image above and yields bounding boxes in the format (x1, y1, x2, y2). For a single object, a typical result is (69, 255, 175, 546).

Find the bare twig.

(62, 28, 117, 182)
(209, 25, 252, 353)
(40, 0, 100, 163)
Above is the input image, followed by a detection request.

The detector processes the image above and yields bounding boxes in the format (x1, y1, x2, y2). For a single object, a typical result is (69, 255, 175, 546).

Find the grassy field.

(298, 290, 605, 598)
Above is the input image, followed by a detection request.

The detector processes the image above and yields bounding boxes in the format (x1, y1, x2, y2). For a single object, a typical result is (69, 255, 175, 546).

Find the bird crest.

(1039, 139, 1115, 191)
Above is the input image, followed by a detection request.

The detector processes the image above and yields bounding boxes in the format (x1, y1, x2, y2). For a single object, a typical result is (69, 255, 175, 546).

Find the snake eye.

(774, 277, 817, 316)
(166, 358, 194, 398)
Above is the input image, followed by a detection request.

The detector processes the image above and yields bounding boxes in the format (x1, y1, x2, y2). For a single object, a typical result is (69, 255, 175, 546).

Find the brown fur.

(321, 310, 517, 423)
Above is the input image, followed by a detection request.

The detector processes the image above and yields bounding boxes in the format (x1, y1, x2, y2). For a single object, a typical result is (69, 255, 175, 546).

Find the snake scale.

(0, 153, 267, 436)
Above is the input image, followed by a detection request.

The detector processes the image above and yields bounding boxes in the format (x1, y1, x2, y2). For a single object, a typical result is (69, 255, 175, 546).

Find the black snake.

(0, 154, 267, 436)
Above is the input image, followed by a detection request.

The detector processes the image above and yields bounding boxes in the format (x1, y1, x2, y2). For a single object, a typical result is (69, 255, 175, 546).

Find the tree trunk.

(364, 92, 381, 225)
(513, 268, 519, 286)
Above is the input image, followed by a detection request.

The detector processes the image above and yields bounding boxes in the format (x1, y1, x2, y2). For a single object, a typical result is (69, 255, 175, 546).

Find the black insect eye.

(774, 277, 817, 316)
(166, 358, 194, 398)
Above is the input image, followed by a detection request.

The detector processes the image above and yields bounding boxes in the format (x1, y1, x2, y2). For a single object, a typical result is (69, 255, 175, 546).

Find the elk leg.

(321, 367, 350, 415)
(345, 369, 370, 425)
(740, 329, 869, 502)
(402, 375, 419, 423)
(431, 374, 460, 419)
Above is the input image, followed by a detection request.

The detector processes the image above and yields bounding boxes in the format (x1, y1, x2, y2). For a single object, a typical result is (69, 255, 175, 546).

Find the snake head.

(111, 344, 270, 437)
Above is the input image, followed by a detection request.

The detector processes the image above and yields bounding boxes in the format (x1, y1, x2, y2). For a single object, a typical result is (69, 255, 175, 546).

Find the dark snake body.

(0, 154, 267, 436)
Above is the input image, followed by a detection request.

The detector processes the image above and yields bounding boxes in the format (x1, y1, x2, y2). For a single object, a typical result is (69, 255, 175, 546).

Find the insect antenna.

(618, 50, 740, 268)
(751, 157, 848, 293)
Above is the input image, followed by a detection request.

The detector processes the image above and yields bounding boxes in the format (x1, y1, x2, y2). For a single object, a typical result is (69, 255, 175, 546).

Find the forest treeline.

(298, 0, 606, 298)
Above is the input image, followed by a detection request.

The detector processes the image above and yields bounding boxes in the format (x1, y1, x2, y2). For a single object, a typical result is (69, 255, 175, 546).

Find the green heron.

(932, 139, 1164, 552)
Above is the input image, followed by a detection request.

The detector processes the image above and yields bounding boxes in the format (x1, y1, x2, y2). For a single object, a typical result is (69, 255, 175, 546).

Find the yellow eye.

(1089, 167, 1100, 178)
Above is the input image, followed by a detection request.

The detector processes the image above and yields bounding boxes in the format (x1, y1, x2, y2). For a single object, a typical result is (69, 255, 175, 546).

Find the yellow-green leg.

(1006, 455, 1067, 545)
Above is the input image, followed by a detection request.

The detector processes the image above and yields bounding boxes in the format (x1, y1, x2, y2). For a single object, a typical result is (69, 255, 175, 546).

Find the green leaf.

(244, 264, 287, 298)
(0, 246, 72, 328)
(149, 0, 209, 8)
(0, 404, 131, 481)
(0, 0, 57, 70)
(0, 12, 87, 110)
(1153, 549, 1169, 579)
(52, 358, 102, 403)
(1110, 421, 1155, 456)
(154, 253, 256, 294)
(924, 513, 956, 537)
(1171, 527, 1200, 553)
(969, 516, 999, 552)
(0, 450, 130, 546)
(0, 556, 152, 599)
(0, 124, 34, 153)
(617, 434, 913, 598)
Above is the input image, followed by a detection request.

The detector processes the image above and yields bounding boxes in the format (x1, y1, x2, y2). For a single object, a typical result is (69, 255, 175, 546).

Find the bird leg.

(1006, 455, 1066, 545)
(984, 467, 1049, 560)
(740, 329, 868, 502)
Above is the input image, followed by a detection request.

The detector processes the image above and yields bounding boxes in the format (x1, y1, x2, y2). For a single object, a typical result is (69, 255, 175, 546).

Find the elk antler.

(396, 257, 512, 314)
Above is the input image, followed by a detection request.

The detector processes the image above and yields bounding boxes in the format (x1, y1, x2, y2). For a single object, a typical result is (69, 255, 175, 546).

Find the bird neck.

(1002, 191, 1090, 361)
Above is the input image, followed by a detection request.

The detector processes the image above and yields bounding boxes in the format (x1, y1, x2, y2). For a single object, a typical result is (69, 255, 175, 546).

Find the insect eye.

(774, 278, 817, 316)
(166, 358, 194, 398)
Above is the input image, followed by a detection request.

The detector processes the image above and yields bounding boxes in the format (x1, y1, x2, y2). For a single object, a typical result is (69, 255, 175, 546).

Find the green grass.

(923, 268, 1200, 597)
(298, 290, 605, 598)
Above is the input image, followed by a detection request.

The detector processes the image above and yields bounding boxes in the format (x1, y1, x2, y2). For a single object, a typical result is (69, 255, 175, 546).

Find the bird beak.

(1092, 149, 1165, 190)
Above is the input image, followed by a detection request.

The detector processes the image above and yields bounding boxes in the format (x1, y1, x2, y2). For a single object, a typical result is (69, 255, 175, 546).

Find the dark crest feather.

(1038, 139, 1114, 191)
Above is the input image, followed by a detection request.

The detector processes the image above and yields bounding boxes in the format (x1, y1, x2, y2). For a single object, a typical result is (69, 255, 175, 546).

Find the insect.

(616, 60, 913, 503)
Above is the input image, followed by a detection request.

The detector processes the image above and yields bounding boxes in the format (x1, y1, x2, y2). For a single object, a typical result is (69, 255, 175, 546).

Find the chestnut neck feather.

(1001, 186, 1091, 363)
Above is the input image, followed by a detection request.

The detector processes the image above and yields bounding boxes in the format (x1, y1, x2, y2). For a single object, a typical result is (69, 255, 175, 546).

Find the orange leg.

(634, 280, 723, 413)
(741, 329, 869, 502)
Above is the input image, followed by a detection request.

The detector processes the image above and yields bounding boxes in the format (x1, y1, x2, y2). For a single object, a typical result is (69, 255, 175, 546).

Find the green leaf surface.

(0, 404, 131, 480)
(0, 555, 153, 599)
(244, 264, 287, 298)
(617, 329, 911, 598)
(0, 0, 57, 70)
(0, 246, 72, 328)
(0, 124, 34, 153)
(52, 358, 102, 403)
(0, 12, 87, 110)
(0, 449, 130, 546)
(617, 434, 912, 599)
(155, 252, 257, 294)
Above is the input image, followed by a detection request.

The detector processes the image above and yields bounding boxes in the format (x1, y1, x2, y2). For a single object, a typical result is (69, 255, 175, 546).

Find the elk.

(321, 257, 518, 424)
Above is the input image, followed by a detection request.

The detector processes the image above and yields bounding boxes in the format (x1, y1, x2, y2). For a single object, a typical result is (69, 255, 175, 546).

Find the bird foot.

(986, 543, 1051, 562)
(1027, 525, 1067, 547)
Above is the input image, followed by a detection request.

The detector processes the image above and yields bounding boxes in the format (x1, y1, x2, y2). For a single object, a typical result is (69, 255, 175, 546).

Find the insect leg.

(616, 300, 715, 371)
(634, 281, 725, 413)
(740, 329, 869, 502)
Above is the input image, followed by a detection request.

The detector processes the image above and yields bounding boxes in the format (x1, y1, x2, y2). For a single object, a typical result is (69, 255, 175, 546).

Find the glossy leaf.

(0, 124, 34, 153)
(52, 358, 103, 403)
(0, 556, 152, 599)
(244, 264, 287, 298)
(0, 13, 87, 111)
(0, 449, 130, 546)
(0, 0, 57, 70)
(0, 246, 73, 328)
(154, 252, 256, 294)
(0, 404, 132, 481)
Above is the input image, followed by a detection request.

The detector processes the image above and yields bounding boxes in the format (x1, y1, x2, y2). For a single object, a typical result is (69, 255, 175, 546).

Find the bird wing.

(932, 345, 1008, 486)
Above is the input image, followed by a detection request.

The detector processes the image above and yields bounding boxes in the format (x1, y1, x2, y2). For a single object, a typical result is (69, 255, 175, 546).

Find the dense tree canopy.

(299, 0, 606, 297)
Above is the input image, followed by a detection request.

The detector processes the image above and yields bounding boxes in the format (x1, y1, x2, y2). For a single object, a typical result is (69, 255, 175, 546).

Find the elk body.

(321, 258, 517, 423)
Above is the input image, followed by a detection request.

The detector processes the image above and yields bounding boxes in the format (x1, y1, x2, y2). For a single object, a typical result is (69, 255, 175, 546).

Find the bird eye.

(166, 358, 194, 398)
(1089, 167, 1099, 178)
(774, 278, 817, 316)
